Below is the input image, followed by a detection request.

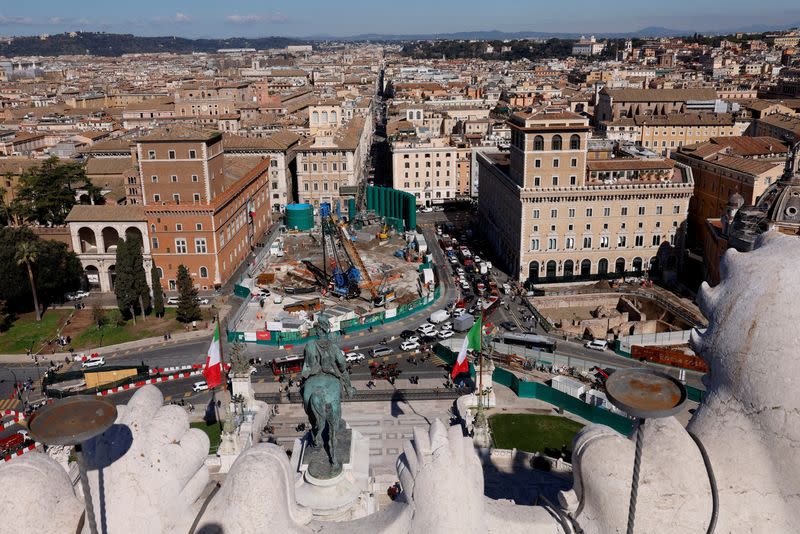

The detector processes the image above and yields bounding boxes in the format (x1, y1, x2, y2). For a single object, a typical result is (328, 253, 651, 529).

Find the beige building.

(391, 138, 460, 205)
(308, 102, 343, 135)
(295, 116, 370, 207)
(478, 109, 693, 284)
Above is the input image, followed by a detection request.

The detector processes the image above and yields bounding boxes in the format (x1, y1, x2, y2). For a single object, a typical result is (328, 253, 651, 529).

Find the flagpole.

(478, 312, 483, 408)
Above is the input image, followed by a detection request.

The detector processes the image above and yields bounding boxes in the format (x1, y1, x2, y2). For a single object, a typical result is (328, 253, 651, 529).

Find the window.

(168, 150, 176, 159)
(673, 205, 681, 214)
(550, 209, 558, 218)
(548, 238, 557, 250)
(168, 280, 176, 291)
(638, 206, 645, 216)
(312, 163, 318, 172)
(568, 208, 576, 218)
(171, 175, 178, 183)
(621, 206, 628, 216)
(196, 223, 203, 230)
(199, 266, 208, 278)
(635, 235, 644, 247)
(570, 175, 577, 185)
(193, 193, 201, 202)
(148, 150, 156, 160)
(189, 150, 197, 159)
(618, 235, 627, 247)
(533, 135, 544, 151)
(586, 208, 593, 217)
(176, 223, 183, 231)
(195, 238, 207, 254)
(534, 176, 541, 186)
(532, 209, 540, 219)
(570, 134, 581, 150)
(152, 237, 159, 249)
(552, 135, 562, 151)
(173, 194, 180, 203)
(656, 206, 663, 215)
(342, 162, 347, 171)
(535, 159, 541, 168)
(175, 239, 187, 254)
(552, 176, 558, 186)
(192, 175, 199, 182)
(600, 236, 609, 248)
(151, 175, 158, 183)
(553, 158, 559, 168)
(583, 236, 592, 248)
(153, 194, 160, 202)
(652, 235, 661, 246)
(603, 207, 611, 217)
(531, 238, 540, 251)
(566, 237, 575, 249)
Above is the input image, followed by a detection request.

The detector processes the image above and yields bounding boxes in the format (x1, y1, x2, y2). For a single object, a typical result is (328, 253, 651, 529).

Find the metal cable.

(688, 430, 718, 534)
(626, 419, 645, 534)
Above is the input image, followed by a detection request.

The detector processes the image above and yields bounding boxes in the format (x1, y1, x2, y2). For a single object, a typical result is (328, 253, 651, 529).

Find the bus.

(496, 333, 557, 353)
(270, 355, 305, 376)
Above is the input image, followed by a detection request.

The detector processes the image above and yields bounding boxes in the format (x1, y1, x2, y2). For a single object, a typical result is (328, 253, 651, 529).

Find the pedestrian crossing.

(0, 398, 21, 411)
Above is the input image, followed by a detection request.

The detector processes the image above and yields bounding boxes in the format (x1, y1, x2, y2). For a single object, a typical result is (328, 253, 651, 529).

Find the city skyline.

(0, 0, 799, 38)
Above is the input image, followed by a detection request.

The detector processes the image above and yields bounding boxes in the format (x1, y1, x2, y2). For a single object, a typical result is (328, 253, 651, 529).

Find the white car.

(406, 335, 420, 344)
(419, 206, 433, 213)
(345, 352, 366, 363)
(400, 341, 420, 351)
(438, 330, 454, 340)
(196, 297, 210, 305)
(456, 267, 465, 275)
(166, 296, 179, 305)
(585, 339, 609, 351)
(449, 256, 459, 264)
(192, 381, 209, 392)
(81, 357, 105, 369)
(474, 256, 482, 263)
(417, 324, 436, 335)
(451, 308, 467, 318)
(440, 322, 453, 331)
(274, 295, 283, 304)
(460, 281, 470, 290)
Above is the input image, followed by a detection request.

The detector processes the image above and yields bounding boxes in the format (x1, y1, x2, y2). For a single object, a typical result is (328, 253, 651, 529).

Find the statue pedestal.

(230, 375, 255, 409)
(290, 423, 373, 521)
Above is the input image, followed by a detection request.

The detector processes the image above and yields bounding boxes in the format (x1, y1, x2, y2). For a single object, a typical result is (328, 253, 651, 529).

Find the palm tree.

(15, 241, 41, 322)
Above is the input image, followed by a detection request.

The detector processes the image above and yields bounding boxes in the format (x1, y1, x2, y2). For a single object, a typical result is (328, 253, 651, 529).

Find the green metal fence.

(227, 286, 441, 345)
(492, 367, 633, 435)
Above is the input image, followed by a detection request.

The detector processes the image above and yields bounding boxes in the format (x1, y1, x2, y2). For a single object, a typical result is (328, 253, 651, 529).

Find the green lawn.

(0, 310, 69, 354)
(488, 413, 584, 457)
(71, 308, 180, 350)
(191, 421, 223, 454)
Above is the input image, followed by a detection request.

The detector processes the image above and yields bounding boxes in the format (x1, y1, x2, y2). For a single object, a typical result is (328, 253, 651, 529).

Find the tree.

(15, 241, 40, 321)
(151, 264, 165, 318)
(11, 157, 97, 227)
(114, 235, 151, 324)
(126, 233, 151, 320)
(175, 264, 201, 323)
(91, 304, 107, 329)
(0, 299, 9, 331)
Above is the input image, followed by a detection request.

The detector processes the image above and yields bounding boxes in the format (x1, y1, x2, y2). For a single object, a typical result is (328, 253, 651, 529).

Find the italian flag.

(203, 324, 223, 388)
(452, 316, 482, 379)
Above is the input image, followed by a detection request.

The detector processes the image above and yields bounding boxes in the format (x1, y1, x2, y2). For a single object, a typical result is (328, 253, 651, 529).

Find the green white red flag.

(203, 324, 223, 388)
(452, 316, 482, 378)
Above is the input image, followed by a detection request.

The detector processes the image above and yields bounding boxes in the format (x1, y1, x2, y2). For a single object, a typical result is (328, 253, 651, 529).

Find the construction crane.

(320, 203, 361, 299)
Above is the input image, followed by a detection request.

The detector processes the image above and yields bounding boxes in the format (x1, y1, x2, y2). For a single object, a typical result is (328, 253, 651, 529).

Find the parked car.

(273, 295, 283, 304)
(439, 322, 453, 331)
(419, 206, 433, 213)
(192, 381, 209, 392)
(64, 290, 90, 301)
(438, 330, 454, 340)
(345, 352, 366, 363)
(500, 321, 518, 331)
(166, 297, 179, 305)
(81, 357, 105, 369)
(417, 323, 436, 335)
(585, 339, 608, 351)
(400, 329, 416, 339)
(400, 341, 420, 351)
(372, 345, 394, 357)
(406, 335, 420, 344)
(196, 297, 210, 305)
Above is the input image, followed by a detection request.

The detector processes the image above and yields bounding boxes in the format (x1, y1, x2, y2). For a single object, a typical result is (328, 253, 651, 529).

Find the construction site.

(232, 187, 437, 341)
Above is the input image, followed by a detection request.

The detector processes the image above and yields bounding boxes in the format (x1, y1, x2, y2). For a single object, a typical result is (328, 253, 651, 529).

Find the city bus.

(270, 355, 305, 376)
(496, 333, 557, 353)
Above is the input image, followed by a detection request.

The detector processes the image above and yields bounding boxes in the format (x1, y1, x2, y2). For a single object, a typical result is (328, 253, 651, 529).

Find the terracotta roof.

(66, 204, 145, 223)
(601, 88, 718, 102)
(85, 139, 132, 153)
(707, 154, 781, 175)
(222, 130, 301, 151)
(635, 112, 736, 127)
(707, 136, 788, 157)
(587, 159, 675, 171)
(85, 157, 135, 176)
(0, 157, 40, 175)
(136, 126, 220, 143)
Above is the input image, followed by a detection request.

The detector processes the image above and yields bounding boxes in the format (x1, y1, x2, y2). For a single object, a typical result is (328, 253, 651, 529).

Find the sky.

(0, 0, 798, 38)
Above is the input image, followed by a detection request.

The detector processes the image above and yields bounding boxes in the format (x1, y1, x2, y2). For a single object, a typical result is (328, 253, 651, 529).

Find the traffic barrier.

(0, 410, 26, 431)
(2, 442, 42, 463)
(96, 369, 203, 396)
(149, 364, 203, 375)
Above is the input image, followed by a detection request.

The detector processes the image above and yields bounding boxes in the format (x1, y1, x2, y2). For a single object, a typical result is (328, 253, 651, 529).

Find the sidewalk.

(252, 375, 451, 395)
(0, 327, 214, 364)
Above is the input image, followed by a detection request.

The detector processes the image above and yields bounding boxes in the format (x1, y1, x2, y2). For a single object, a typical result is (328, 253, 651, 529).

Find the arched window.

(552, 135, 563, 151)
(570, 134, 581, 150)
(199, 266, 208, 278)
(545, 260, 557, 280)
(311, 111, 319, 124)
(633, 257, 643, 273)
(156, 267, 164, 279)
(598, 258, 609, 276)
(563, 260, 574, 280)
(416, 111, 422, 120)
(615, 257, 626, 275)
(580, 259, 592, 277)
(331, 111, 337, 123)
(321, 111, 328, 123)
(533, 135, 544, 151)
(528, 261, 540, 282)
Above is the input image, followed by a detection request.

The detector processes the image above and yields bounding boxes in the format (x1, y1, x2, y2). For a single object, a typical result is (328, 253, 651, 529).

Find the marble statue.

(2, 231, 799, 533)
(301, 325, 356, 469)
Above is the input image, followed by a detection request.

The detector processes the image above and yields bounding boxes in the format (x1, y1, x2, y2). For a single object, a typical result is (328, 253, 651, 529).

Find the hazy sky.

(0, 0, 798, 37)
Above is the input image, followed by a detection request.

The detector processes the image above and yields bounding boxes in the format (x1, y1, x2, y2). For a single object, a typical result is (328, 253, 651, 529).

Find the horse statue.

(300, 326, 356, 467)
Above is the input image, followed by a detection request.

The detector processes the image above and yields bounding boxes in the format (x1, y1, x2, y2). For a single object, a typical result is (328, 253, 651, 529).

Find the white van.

(429, 309, 449, 324)
(372, 346, 393, 357)
(81, 357, 105, 369)
(585, 339, 608, 351)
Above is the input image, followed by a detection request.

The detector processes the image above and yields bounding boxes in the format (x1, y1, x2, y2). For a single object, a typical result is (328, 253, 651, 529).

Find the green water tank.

(285, 203, 314, 231)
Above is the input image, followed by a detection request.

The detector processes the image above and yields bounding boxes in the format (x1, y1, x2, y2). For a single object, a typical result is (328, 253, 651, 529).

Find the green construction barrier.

(365, 186, 416, 231)
(233, 284, 251, 298)
(492, 367, 634, 435)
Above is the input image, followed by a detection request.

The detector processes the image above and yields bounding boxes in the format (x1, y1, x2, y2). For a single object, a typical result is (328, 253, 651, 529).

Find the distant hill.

(0, 32, 306, 57)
